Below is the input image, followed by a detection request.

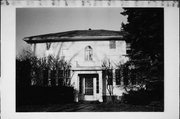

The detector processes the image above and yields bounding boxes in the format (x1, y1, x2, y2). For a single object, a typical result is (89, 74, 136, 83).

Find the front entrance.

(78, 74, 99, 101)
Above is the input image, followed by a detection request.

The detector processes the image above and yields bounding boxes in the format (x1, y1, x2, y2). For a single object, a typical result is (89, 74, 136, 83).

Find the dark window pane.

(102, 70, 106, 79)
(127, 50, 131, 54)
(123, 67, 129, 85)
(85, 78, 93, 95)
(107, 69, 113, 85)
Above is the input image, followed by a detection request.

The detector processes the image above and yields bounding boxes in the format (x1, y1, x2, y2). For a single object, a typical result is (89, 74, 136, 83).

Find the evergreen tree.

(121, 8, 164, 88)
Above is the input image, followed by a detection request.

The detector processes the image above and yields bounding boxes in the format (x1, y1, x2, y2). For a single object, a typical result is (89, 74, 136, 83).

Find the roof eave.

(24, 36, 124, 44)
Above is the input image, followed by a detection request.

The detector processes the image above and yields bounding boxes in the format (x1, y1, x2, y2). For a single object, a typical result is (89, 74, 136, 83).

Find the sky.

(16, 8, 127, 56)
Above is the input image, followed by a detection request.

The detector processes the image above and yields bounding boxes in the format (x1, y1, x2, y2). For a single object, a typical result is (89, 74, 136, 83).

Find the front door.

(85, 77, 93, 95)
(79, 74, 98, 101)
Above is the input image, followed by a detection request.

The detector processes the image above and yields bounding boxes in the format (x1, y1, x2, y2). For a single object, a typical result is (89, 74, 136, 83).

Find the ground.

(17, 101, 163, 112)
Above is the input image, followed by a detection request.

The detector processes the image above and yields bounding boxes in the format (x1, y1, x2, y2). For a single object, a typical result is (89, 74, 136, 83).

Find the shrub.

(122, 89, 151, 105)
(16, 59, 32, 87)
(16, 50, 75, 107)
(146, 80, 164, 101)
(16, 86, 75, 106)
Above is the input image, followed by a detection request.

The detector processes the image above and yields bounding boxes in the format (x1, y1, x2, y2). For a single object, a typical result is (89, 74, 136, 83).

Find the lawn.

(16, 101, 163, 112)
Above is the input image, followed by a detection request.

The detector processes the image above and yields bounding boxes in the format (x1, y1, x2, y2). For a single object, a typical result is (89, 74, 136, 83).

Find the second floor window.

(46, 43, 51, 50)
(85, 46, 93, 61)
(109, 40, 116, 49)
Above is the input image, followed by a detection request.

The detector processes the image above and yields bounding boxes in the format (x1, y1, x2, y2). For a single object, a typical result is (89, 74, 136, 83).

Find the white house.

(24, 29, 130, 102)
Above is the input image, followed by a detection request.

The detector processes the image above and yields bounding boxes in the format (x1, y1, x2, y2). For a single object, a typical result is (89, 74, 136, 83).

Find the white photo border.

(1, 0, 179, 119)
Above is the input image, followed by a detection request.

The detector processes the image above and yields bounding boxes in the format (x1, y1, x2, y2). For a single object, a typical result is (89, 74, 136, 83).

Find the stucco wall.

(32, 40, 128, 67)
(32, 40, 128, 98)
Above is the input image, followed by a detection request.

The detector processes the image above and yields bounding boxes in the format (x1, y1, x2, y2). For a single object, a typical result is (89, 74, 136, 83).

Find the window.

(85, 46, 93, 61)
(115, 69, 121, 85)
(103, 69, 113, 85)
(85, 77, 93, 95)
(123, 67, 129, 85)
(46, 43, 51, 50)
(102, 69, 113, 85)
(107, 69, 113, 85)
(109, 40, 116, 49)
(126, 43, 131, 54)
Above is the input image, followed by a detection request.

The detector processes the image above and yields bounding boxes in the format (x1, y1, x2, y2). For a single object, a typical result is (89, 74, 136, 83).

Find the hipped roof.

(24, 29, 125, 43)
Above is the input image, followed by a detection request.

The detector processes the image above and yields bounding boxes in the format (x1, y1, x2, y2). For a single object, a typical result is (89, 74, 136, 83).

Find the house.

(24, 29, 130, 102)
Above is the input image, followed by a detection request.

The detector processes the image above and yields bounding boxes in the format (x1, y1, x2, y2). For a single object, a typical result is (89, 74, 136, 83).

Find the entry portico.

(72, 68, 103, 102)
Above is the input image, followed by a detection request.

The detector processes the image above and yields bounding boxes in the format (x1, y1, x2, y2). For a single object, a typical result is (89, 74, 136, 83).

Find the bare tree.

(102, 60, 114, 102)
(16, 49, 71, 87)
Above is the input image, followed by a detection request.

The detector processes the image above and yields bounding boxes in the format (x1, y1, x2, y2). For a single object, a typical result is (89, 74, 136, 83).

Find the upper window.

(109, 40, 116, 49)
(85, 46, 93, 61)
(46, 43, 51, 50)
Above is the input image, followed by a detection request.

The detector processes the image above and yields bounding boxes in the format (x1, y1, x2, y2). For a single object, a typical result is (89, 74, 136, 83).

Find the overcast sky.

(16, 8, 127, 56)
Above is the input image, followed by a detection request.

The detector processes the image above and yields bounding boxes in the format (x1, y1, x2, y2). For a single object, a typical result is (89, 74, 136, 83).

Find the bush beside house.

(16, 53, 75, 107)
(16, 86, 75, 106)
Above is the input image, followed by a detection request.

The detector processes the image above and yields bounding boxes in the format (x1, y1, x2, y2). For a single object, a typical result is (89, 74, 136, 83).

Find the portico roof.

(24, 29, 125, 43)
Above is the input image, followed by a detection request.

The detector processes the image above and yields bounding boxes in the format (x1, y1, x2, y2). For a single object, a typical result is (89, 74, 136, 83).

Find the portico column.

(75, 74, 79, 102)
(93, 77, 96, 99)
(99, 71, 103, 102)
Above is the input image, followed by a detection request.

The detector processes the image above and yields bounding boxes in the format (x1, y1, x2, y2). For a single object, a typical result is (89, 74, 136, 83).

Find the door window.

(85, 77, 93, 95)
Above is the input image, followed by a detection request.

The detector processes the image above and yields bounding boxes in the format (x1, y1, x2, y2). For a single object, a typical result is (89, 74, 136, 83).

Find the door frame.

(78, 74, 99, 101)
